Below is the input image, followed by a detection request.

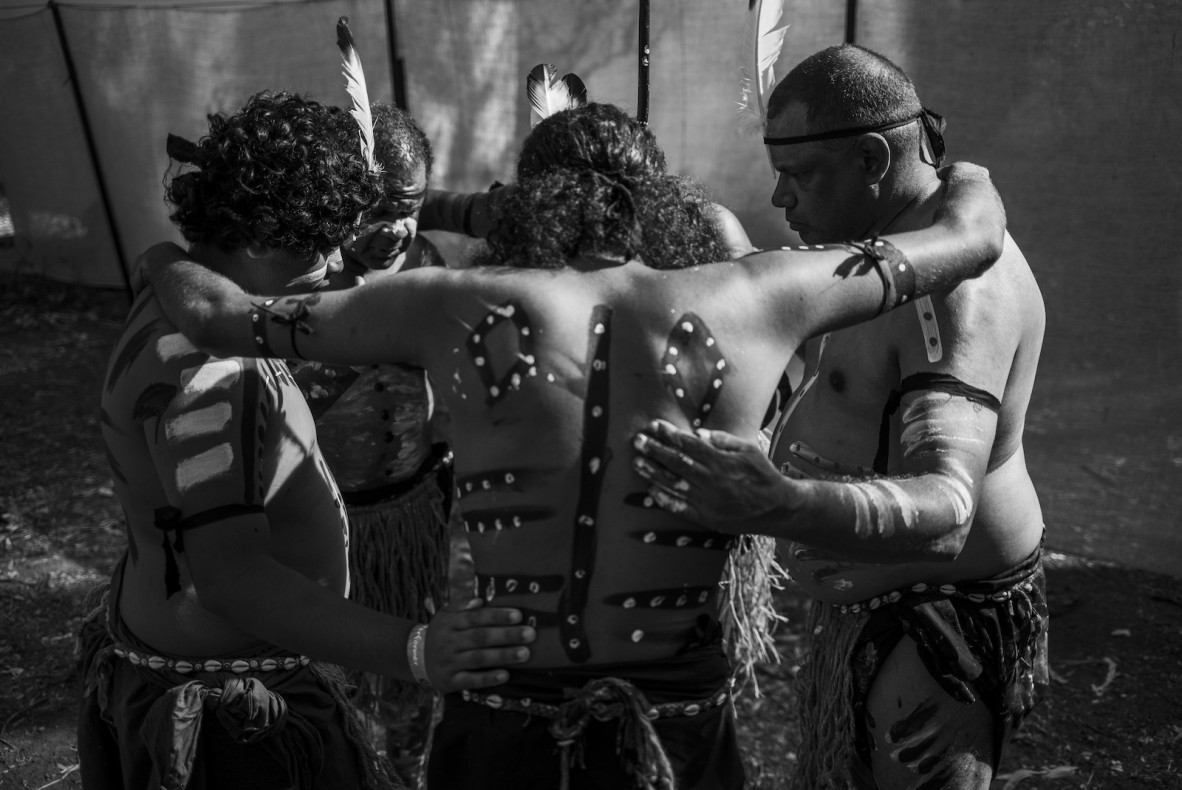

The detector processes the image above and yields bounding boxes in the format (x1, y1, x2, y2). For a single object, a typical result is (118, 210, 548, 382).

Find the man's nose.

(771, 174, 795, 210)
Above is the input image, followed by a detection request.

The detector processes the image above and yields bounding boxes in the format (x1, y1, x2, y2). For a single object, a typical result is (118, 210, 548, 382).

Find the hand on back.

(631, 418, 798, 534)
(423, 597, 535, 692)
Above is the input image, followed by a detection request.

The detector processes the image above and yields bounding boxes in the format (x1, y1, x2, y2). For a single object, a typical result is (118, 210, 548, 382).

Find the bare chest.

(772, 322, 900, 473)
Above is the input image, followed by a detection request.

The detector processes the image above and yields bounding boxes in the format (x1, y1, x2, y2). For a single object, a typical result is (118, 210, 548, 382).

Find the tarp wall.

(0, 0, 389, 287)
(856, 1, 1182, 576)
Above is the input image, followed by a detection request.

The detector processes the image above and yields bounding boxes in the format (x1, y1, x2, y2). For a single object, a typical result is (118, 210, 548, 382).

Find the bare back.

(416, 261, 793, 668)
(101, 291, 350, 656)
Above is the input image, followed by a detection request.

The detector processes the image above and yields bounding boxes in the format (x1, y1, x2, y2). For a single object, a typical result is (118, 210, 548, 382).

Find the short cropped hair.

(767, 45, 923, 139)
(165, 91, 382, 258)
(372, 102, 434, 181)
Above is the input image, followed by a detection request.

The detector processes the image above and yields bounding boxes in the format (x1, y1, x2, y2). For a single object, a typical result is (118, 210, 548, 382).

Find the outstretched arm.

(184, 514, 534, 690)
(741, 161, 1005, 350)
(417, 185, 512, 238)
(136, 242, 447, 368)
(632, 403, 991, 564)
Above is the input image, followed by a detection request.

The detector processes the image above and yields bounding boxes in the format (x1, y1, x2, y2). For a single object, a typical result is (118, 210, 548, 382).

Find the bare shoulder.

(705, 202, 755, 258)
(936, 232, 1044, 342)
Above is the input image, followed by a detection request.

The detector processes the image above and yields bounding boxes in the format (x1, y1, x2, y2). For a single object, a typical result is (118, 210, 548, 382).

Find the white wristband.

(407, 623, 431, 687)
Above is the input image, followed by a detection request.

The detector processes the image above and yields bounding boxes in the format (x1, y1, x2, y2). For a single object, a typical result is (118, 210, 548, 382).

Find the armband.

(406, 623, 431, 687)
(250, 296, 317, 360)
(851, 237, 915, 315)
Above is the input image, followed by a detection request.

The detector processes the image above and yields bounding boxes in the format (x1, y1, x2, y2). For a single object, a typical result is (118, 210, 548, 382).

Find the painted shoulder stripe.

(914, 295, 942, 362)
(156, 332, 201, 362)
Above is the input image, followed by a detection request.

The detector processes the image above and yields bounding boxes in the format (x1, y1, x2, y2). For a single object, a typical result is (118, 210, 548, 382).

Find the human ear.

(245, 242, 269, 259)
(856, 133, 891, 186)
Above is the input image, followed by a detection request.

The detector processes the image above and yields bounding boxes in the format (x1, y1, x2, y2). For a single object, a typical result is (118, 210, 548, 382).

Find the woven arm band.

(851, 237, 916, 315)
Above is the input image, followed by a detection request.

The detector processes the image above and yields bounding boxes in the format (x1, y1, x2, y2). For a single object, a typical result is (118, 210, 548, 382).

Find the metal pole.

(383, 0, 407, 109)
(845, 0, 857, 44)
(637, 0, 650, 125)
(48, 0, 131, 294)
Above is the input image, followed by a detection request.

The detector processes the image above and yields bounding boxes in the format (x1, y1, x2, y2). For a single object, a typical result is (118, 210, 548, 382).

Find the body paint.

(175, 443, 235, 495)
(898, 392, 981, 525)
(164, 402, 232, 442)
(466, 301, 538, 404)
(660, 313, 727, 428)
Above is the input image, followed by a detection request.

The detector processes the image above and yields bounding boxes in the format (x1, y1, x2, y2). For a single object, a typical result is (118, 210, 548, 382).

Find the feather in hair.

(527, 63, 588, 127)
(736, 0, 789, 136)
(336, 16, 380, 174)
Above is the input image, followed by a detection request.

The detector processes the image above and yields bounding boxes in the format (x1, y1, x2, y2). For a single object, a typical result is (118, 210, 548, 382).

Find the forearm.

(198, 555, 416, 679)
(773, 473, 975, 564)
(418, 187, 508, 238)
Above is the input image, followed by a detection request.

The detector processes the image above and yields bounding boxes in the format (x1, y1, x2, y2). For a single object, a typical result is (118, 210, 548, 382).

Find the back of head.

(165, 91, 382, 259)
(372, 102, 434, 183)
(480, 102, 727, 270)
(517, 102, 666, 183)
(768, 44, 923, 150)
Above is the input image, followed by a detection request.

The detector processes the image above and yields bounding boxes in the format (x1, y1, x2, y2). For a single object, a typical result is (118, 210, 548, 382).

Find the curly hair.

(372, 102, 433, 181)
(476, 103, 728, 271)
(165, 91, 383, 259)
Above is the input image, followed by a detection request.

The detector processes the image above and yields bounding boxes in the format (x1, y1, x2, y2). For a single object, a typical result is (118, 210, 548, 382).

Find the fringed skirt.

(344, 455, 453, 713)
(793, 544, 1049, 789)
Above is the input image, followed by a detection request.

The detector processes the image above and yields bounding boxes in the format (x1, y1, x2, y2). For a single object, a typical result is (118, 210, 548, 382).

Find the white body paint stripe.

(181, 359, 242, 394)
(875, 478, 919, 529)
(156, 333, 199, 362)
(165, 401, 232, 442)
(175, 443, 235, 494)
(771, 333, 829, 457)
(915, 295, 942, 362)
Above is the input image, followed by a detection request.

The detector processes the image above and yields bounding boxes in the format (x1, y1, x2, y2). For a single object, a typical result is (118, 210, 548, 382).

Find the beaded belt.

(112, 641, 311, 675)
(833, 578, 1040, 615)
(460, 683, 731, 721)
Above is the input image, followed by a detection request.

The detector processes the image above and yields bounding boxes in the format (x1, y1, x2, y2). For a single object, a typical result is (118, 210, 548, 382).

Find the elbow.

(177, 299, 231, 356)
(922, 519, 973, 563)
(966, 198, 1007, 275)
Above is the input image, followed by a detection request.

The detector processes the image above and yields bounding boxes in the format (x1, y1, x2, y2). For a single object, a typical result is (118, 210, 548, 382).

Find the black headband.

(385, 187, 427, 200)
(763, 108, 947, 166)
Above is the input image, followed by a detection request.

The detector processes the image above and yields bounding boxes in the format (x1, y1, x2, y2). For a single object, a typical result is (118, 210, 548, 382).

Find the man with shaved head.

(633, 45, 1048, 789)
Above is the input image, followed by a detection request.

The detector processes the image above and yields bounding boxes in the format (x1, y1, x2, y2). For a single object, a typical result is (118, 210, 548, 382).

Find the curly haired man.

(79, 91, 532, 790)
(136, 102, 1006, 789)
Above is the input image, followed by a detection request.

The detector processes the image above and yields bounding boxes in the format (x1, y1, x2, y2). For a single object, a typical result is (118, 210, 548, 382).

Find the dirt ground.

(1, 273, 1179, 789)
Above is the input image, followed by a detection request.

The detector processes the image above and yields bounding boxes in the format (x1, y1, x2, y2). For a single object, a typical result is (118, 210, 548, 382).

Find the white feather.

(527, 64, 587, 127)
(736, 0, 789, 136)
(336, 17, 380, 174)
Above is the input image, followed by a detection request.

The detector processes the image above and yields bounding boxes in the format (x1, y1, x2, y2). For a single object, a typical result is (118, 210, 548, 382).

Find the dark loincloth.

(76, 558, 397, 790)
(794, 543, 1049, 789)
(427, 643, 745, 790)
